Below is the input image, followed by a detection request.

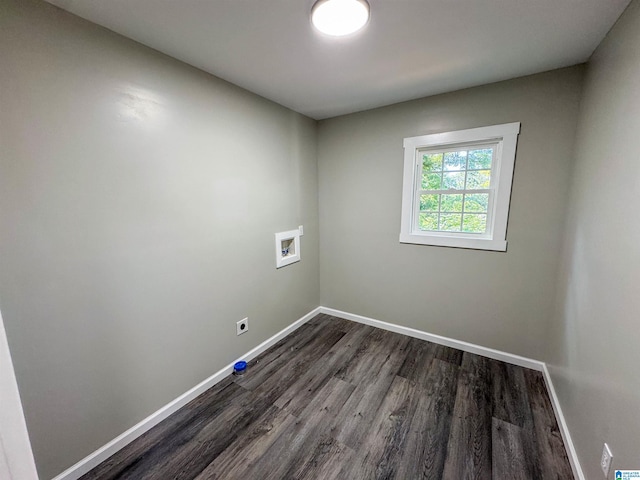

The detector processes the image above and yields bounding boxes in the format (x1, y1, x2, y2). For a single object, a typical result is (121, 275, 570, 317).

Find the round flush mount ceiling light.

(311, 0, 370, 36)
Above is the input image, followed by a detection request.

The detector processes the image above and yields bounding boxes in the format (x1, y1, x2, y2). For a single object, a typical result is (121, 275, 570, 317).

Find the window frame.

(400, 122, 520, 251)
(413, 140, 497, 238)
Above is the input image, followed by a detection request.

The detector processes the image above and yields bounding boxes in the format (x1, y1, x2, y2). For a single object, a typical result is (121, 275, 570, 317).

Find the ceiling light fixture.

(311, 0, 370, 37)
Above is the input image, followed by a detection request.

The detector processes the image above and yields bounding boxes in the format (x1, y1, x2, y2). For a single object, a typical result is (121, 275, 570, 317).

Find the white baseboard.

(319, 307, 544, 371)
(52, 305, 584, 480)
(319, 306, 585, 480)
(541, 364, 585, 480)
(51, 307, 321, 480)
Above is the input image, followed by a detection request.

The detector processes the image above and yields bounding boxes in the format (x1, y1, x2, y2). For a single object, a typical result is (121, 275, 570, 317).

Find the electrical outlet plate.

(601, 443, 613, 477)
(236, 318, 248, 336)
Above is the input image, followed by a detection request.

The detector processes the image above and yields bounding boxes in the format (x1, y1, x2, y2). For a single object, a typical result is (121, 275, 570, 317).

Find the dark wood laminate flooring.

(80, 314, 574, 480)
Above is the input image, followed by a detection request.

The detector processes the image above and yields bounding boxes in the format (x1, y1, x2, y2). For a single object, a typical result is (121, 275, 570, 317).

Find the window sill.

(399, 232, 507, 252)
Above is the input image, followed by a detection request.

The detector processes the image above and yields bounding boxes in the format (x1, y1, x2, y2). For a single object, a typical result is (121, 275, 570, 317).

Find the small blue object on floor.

(233, 360, 247, 376)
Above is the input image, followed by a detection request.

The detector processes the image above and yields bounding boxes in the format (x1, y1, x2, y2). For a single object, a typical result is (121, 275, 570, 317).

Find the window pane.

(418, 213, 438, 231)
(468, 148, 493, 170)
(466, 170, 491, 189)
(443, 151, 467, 171)
(441, 194, 463, 212)
(442, 171, 465, 190)
(464, 193, 489, 213)
(420, 194, 439, 212)
(462, 214, 487, 233)
(439, 213, 462, 232)
(422, 153, 443, 172)
(422, 172, 442, 190)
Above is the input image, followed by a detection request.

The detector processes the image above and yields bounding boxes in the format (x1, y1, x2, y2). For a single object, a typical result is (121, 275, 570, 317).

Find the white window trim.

(400, 122, 520, 252)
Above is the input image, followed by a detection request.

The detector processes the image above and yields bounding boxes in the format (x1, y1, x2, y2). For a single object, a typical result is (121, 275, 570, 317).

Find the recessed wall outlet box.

(236, 318, 248, 336)
(298, 225, 304, 236)
(601, 443, 613, 477)
(275, 229, 301, 268)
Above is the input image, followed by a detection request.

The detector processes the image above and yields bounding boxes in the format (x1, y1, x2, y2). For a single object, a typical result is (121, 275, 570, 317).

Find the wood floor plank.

(86, 383, 264, 480)
(240, 376, 355, 480)
(328, 333, 411, 449)
(340, 375, 419, 479)
(273, 324, 371, 416)
(247, 328, 347, 405)
(491, 361, 544, 478)
(295, 376, 356, 422)
(81, 315, 576, 480)
(295, 436, 355, 480)
(79, 378, 243, 480)
(396, 337, 436, 389)
(492, 418, 530, 480)
(442, 353, 492, 479)
(461, 351, 491, 376)
(234, 318, 346, 391)
(141, 388, 273, 479)
(491, 360, 530, 427)
(394, 358, 460, 479)
(332, 327, 409, 387)
(434, 343, 464, 365)
(230, 321, 322, 390)
(192, 405, 297, 480)
(524, 369, 574, 479)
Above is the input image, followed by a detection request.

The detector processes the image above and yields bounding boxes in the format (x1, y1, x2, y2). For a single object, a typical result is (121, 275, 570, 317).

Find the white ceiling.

(46, 0, 630, 120)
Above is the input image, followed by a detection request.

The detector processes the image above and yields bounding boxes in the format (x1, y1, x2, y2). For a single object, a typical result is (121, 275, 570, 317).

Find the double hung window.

(400, 123, 520, 251)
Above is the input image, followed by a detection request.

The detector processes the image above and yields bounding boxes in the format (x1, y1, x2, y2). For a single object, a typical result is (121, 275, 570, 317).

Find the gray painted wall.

(549, 0, 640, 477)
(0, 0, 319, 478)
(318, 67, 584, 360)
(3, 0, 637, 477)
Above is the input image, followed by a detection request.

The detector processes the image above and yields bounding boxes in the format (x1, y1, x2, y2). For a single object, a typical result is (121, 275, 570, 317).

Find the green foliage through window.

(422, 153, 443, 172)
(417, 145, 494, 234)
(444, 151, 467, 171)
(468, 149, 492, 170)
